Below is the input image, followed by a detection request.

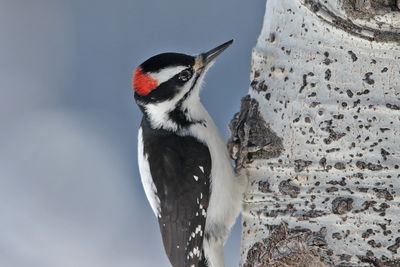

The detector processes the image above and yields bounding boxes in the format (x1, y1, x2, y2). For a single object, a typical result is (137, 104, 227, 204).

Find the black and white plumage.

(133, 40, 246, 267)
(139, 118, 210, 267)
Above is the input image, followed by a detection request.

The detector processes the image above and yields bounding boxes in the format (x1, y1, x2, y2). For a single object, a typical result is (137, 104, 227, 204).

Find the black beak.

(202, 39, 233, 66)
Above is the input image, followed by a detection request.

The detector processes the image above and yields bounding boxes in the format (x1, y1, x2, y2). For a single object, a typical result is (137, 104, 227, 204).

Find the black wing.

(141, 120, 211, 267)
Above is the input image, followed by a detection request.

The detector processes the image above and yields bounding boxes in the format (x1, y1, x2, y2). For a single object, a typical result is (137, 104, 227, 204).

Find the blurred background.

(0, 0, 265, 266)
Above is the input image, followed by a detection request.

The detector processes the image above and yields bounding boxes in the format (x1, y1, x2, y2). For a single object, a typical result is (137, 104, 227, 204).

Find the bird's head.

(132, 40, 233, 130)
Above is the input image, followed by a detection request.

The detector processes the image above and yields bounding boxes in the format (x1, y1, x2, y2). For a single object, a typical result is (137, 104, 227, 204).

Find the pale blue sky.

(0, 0, 265, 266)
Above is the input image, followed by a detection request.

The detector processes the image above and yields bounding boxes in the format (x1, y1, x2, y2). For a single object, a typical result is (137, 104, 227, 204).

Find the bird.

(132, 40, 246, 267)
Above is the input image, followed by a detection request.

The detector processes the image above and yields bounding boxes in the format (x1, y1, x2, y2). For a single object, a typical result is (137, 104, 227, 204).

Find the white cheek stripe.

(138, 127, 161, 217)
(144, 79, 196, 131)
(149, 66, 187, 85)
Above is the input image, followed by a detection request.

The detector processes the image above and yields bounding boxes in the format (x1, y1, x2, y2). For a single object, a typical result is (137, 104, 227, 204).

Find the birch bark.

(228, 1, 400, 266)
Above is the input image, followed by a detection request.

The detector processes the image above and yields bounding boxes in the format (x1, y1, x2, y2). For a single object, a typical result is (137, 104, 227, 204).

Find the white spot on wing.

(199, 166, 204, 173)
(202, 209, 206, 217)
(193, 175, 199, 181)
(193, 247, 200, 257)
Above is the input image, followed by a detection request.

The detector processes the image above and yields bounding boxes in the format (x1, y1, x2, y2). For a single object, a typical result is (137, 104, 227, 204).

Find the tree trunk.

(228, 0, 400, 266)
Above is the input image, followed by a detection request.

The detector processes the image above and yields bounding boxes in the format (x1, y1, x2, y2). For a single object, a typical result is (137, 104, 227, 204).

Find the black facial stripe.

(189, 72, 201, 93)
(176, 70, 201, 104)
(134, 67, 195, 105)
(134, 82, 177, 104)
(177, 68, 193, 82)
(167, 72, 205, 129)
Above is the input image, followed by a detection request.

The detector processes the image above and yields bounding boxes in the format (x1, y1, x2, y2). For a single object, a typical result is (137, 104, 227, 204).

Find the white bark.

(229, 0, 400, 266)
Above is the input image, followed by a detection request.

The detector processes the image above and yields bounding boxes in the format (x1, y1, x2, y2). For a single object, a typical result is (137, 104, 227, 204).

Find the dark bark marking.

(363, 72, 375, 85)
(325, 69, 332, 81)
(294, 159, 312, 172)
(332, 197, 353, 214)
(386, 103, 400, 110)
(258, 180, 273, 193)
(348, 50, 358, 62)
(278, 180, 300, 198)
(388, 237, 400, 254)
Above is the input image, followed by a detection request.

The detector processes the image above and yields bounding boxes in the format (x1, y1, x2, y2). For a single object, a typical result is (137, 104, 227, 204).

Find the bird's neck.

(144, 95, 208, 133)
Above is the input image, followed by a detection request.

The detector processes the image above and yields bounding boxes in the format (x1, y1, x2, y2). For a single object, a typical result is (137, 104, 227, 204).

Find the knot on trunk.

(228, 95, 283, 171)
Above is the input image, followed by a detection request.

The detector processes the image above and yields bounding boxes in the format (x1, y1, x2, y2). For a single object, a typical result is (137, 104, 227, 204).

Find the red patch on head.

(132, 68, 158, 96)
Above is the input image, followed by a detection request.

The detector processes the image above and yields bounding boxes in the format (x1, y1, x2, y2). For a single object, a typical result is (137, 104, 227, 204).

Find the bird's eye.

(178, 69, 192, 82)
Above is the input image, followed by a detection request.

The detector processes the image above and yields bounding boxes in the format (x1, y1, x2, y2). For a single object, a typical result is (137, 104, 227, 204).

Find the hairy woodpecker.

(132, 40, 246, 267)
